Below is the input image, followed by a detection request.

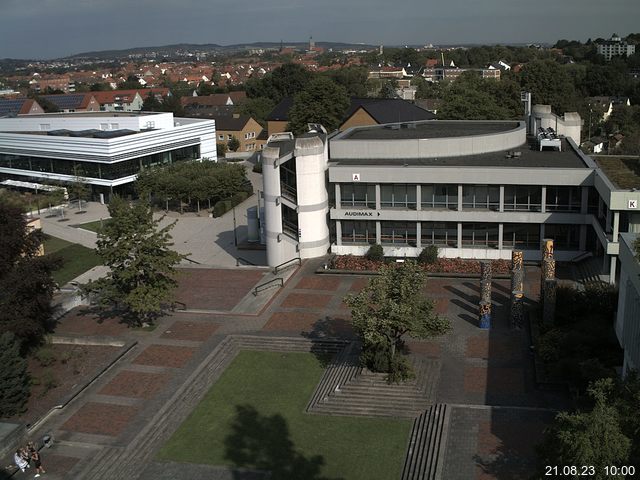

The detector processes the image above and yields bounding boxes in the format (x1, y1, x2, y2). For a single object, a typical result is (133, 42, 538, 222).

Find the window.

(227, 134, 232, 140)
(462, 186, 500, 210)
(340, 184, 376, 208)
(421, 184, 457, 210)
(279, 159, 297, 201)
(218, 135, 224, 140)
(544, 224, 580, 250)
(341, 221, 376, 244)
(546, 186, 581, 212)
(380, 184, 417, 209)
(461, 223, 499, 249)
(504, 185, 542, 211)
(282, 205, 298, 239)
(502, 223, 540, 249)
(380, 221, 417, 246)
(100, 123, 109, 130)
(421, 222, 457, 247)
(110, 123, 119, 130)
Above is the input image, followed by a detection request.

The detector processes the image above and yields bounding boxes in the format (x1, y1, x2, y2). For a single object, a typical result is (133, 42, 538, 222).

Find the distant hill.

(63, 41, 380, 60)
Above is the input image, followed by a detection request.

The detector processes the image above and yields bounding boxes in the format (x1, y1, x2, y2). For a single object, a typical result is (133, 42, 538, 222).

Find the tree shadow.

(301, 316, 357, 368)
(224, 405, 343, 480)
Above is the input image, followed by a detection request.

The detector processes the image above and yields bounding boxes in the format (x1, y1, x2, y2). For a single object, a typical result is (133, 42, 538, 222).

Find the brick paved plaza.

(22, 259, 566, 480)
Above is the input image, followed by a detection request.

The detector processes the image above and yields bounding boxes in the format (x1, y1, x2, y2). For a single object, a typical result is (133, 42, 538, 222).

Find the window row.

(0, 146, 200, 180)
(338, 184, 588, 213)
(340, 221, 580, 250)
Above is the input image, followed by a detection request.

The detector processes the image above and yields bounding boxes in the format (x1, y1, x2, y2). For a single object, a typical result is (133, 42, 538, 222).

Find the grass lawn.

(158, 351, 411, 480)
(43, 235, 102, 285)
(76, 219, 110, 233)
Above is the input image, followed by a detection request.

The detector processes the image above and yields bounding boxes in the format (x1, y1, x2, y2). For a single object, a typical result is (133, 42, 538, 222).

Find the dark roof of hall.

(342, 121, 519, 140)
(331, 138, 589, 169)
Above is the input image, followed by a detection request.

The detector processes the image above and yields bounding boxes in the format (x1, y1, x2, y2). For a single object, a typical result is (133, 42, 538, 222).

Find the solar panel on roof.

(42, 94, 84, 109)
(0, 99, 26, 116)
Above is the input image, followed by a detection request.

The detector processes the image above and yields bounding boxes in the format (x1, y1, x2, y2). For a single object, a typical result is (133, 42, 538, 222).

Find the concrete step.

(401, 404, 450, 480)
(311, 404, 421, 418)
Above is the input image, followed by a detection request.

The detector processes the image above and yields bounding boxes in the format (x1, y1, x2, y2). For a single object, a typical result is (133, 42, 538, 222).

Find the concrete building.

(615, 233, 640, 375)
(597, 34, 636, 61)
(0, 112, 216, 200)
(261, 107, 640, 279)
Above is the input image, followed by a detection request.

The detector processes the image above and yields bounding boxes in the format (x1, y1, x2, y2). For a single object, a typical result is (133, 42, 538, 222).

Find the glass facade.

(544, 224, 580, 250)
(341, 220, 376, 244)
(421, 222, 457, 247)
(380, 221, 417, 246)
(462, 185, 500, 210)
(504, 185, 542, 212)
(282, 204, 298, 239)
(0, 146, 199, 181)
(421, 184, 457, 210)
(279, 159, 297, 201)
(340, 184, 376, 208)
(546, 186, 581, 212)
(502, 223, 540, 249)
(380, 184, 417, 209)
(461, 223, 499, 248)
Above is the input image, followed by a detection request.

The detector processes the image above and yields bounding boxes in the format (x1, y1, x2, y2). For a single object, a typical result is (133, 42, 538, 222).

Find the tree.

(344, 261, 451, 381)
(325, 66, 369, 97)
(236, 97, 275, 128)
(537, 379, 631, 478)
(519, 59, 580, 113)
(245, 63, 314, 103)
(69, 165, 90, 211)
(142, 91, 162, 111)
(0, 332, 29, 417)
(0, 203, 60, 347)
(81, 197, 186, 326)
(228, 135, 241, 152)
(378, 80, 398, 99)
(287, 77, 350, 134)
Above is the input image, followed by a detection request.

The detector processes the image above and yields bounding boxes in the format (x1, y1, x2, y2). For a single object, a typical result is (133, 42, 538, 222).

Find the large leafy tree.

(344, 261, 451, 380)
(537, 379, 631, 477)
(0, 332, 30, 417)
(245, 63, 314, 103)
(519, 59, 580, 113)
(81, 197, 186, 326)
(287, 77, 350, 134)
(0, 204, 60, 347)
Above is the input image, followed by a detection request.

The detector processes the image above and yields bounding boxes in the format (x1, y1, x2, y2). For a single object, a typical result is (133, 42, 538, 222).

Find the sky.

(0, 0, 638, 59)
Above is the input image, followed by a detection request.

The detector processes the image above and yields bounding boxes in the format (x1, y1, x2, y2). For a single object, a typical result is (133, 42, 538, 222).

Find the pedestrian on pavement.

(31, 449, 45, 477)
(13, 449, 28, 472)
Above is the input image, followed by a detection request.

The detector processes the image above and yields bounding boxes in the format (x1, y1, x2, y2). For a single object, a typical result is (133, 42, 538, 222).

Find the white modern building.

(261, 107, 640, 280)
(597, 34, 636, 61)
(615, 233, 640, 375)
(0, 111, 216, 200)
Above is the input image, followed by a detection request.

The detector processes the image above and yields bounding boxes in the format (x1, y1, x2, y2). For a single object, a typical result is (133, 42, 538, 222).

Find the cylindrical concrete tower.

(294, 136, 330, 260)
(262, 143, 286, 267)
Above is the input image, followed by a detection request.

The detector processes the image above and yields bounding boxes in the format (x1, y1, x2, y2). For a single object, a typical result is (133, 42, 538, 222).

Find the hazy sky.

(1, 0, 638, 59)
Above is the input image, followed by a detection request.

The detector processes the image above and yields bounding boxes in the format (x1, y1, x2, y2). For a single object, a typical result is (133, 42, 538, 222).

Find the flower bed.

(331, 255, 511, 275)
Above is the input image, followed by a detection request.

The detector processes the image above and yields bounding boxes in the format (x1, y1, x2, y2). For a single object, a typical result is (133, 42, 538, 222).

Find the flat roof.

(14, 111, 161, 118)
(331, 138, 589, 169)
(341, 121, 521, 141)
(593, 156, 640, 189)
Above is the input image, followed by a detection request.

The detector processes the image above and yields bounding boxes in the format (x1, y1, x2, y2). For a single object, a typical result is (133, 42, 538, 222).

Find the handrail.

(183, 256, 201, 265)
(236, 256, 257, 266)
(253, 277, 284, 296)
(273, 257, 301, 275)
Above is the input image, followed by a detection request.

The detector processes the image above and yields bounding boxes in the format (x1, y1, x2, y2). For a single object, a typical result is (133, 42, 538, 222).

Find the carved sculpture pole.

(479, 260, 493, 329)
(540, 239, 557, 325)
(510, 250, 524, 329)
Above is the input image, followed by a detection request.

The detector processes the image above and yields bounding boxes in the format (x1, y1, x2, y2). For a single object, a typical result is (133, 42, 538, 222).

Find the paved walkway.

(12, 259, 567, 480)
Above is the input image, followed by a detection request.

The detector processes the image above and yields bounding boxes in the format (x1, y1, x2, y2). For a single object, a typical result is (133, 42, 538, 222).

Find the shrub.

(417, 245, 439, 264)
(34, 347, 56, 367)
(212, 199, 233, 218)
(230, 191, 249, 207)
(365, 244, 384, 262)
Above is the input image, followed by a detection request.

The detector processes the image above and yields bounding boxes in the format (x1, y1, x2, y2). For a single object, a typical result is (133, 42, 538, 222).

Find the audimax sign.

(344, 211, 381, 217)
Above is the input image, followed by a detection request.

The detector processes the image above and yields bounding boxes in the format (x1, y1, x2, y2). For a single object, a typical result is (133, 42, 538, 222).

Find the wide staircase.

(401, 404, 450, 480)
(572, 255, 607, 288)
(307, 345, 440, 418)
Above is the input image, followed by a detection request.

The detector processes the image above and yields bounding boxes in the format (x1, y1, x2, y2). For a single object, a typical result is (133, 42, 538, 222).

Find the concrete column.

(613, 211, 620, 242)
(335, 183, 341, 209)
(499, 186, 505, 213)
(609, 256, 617, 285)
(579, 225, 587, 251)
(498, 223, 504, 250)
(457, 223, 462, 249)
(336, 220, 342, 246)
(375, 184, 381, 210)
(416, 222, 421, 249)
(416, 185, 421, 211)
(376, 221, 381, 244)
(458, 184, 463, 211)
(541, 186, 547, 213)
(581, 186, 589, 214)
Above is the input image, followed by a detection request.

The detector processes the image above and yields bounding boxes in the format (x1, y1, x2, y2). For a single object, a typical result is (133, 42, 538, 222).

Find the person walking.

(31, 449, 45, 477)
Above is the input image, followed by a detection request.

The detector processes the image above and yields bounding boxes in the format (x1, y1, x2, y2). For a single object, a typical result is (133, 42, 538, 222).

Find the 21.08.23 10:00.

(546, 465, 636, 476)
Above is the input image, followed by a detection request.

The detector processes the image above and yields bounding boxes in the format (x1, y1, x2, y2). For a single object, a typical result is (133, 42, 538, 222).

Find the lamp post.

(232, 205, 238, 247)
